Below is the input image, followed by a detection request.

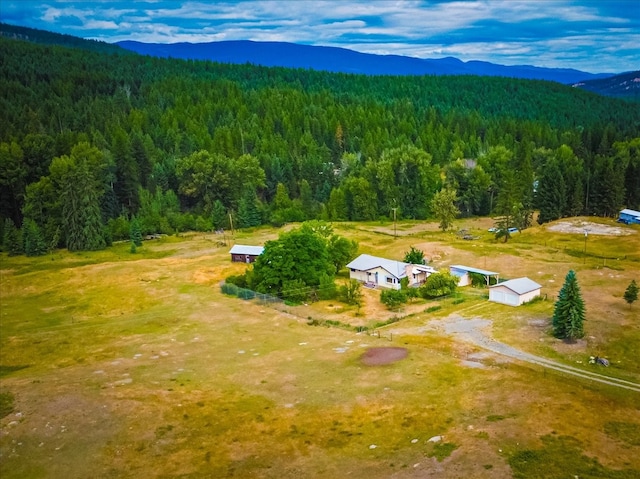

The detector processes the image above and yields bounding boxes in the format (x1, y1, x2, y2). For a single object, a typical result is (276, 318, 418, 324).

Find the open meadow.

(1, 217, 640, 478)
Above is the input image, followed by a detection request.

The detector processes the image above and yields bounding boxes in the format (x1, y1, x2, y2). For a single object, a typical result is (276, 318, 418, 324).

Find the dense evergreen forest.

(1, 27, 639, 255)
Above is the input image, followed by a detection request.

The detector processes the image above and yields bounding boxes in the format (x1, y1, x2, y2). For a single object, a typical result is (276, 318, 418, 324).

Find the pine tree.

(130, 216, 142, 247)
(536, 160, 566, 224)
(3, 218, 23, 256)
(22, 219, 47, 256)
(624, 279, 638, 308)
(552, 270, 586, 342)
(211, 200, 228, 231)
(236, 188, 261, 228)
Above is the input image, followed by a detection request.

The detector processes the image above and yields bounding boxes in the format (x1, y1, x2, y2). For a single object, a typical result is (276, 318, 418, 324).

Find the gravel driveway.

(395, 315, 640, 393)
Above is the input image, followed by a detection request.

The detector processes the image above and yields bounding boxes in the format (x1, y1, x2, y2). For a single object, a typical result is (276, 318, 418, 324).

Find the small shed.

(489, 277, 541, 306)
(449, 265, 499, 287)
(618, 209, 640, 225)
(229, 245, 264, 263)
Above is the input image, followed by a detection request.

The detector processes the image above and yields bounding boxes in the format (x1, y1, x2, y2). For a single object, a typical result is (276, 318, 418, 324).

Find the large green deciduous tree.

(249, 226, 335, 296)
(552, 270, 586, 342)
(431, 188, 460, 232)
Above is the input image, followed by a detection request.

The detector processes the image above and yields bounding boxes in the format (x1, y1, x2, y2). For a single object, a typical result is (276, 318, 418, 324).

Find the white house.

(489, 277, 541, 306)
(346, 254, 436, 290)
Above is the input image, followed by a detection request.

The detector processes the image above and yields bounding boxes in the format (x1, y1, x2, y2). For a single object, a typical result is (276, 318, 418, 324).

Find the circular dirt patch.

(361, 347, 408, 366)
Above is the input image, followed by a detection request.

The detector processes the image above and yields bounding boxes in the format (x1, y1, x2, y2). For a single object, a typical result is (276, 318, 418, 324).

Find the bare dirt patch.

(360, 347, 408, 366)
(546, 220, 634, 236)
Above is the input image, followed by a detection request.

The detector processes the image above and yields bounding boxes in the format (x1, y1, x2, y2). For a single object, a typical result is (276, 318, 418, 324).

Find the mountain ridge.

(116, 39, 614, 85)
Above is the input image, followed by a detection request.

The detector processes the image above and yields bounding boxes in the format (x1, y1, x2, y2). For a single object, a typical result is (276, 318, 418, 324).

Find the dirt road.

(393, 315, 640, 393)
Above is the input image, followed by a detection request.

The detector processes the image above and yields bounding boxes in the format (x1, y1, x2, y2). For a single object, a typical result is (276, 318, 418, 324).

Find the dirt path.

(392, 315, 640, 393)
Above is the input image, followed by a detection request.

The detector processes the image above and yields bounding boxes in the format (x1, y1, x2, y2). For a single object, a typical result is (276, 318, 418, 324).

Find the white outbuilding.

(489, 277, 541, 306)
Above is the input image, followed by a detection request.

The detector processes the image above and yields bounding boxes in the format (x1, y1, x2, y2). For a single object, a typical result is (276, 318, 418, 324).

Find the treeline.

(1, 30, 639, 255)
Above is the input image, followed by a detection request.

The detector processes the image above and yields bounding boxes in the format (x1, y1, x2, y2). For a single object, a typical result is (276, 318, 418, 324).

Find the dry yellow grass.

(1, 219, 639, 478)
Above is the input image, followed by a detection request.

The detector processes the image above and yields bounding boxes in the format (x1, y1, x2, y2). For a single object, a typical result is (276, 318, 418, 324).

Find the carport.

(449, 265, 499, 287)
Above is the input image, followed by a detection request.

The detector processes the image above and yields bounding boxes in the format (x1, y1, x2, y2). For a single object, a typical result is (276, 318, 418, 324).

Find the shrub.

(317, 272, 337, 300)
(221, 282, 239, 296)
(283, 279, 309, 303)
(339, 279, 363, 306)
(226, 274, 248, 288)
(195, 215, 212, 232)
(237, 288, 255, 300)
(421, 272, 458, 299)
(380, 289, 407, 310)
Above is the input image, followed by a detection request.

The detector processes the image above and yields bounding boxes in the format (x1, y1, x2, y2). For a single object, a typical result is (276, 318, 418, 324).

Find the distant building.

(346, 254, 436, 290)
(229, 245, 264, 263)
(618, 209, 640, 225)
(489, 277, 541, 306)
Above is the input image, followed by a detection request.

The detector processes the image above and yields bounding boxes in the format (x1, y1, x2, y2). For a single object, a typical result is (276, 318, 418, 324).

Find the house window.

(386, 277, 393, 284)
(350, 268, 356, 272)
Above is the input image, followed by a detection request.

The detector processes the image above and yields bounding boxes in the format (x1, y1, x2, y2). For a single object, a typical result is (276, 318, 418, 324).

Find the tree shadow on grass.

(0, 365, 30, 378)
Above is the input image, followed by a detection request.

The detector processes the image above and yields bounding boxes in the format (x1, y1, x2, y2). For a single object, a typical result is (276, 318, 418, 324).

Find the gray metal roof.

(449, 265, 499, 276)
(346, 254, 408, 279)
(490, 277, 541, 295)
(229, 245, 264, 256)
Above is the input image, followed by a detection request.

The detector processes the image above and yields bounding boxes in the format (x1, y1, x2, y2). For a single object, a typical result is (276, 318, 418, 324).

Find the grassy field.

(1, 217, 639, 478)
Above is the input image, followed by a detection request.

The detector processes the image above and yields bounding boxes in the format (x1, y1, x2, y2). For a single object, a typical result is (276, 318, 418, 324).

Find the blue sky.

(2, 1, 639, 73)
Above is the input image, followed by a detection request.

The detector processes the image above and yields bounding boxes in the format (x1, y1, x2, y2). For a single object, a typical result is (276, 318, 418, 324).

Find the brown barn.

(229, 245, 264, 263)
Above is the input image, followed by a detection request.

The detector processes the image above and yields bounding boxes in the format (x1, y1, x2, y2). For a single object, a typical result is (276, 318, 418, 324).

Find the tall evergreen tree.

(2, 218, 22, 256)
(493, 169, 519, 242)
(211, 200, 228, 230)
(129, 215, 142, 247)
(236, 188, 261, 228)
(50, 143, 108, 252)
(552, 270, 586, 342)
(537, 160, 566, 224)
(22, 218, 47, 256)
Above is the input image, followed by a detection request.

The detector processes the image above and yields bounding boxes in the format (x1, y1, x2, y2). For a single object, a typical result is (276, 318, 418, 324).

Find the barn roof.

(490, 277, 541, 295)
(229, 245, 264, 256)
(346, 254, 408, 279)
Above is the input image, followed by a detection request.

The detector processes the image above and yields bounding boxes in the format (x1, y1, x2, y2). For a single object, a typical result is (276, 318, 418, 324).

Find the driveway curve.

(396, 315, 640, 393)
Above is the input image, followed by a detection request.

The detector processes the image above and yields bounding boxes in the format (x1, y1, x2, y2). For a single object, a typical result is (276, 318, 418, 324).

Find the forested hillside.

(1, 29, 639, 255)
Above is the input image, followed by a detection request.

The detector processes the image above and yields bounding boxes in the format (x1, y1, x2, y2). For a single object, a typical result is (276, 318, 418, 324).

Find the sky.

(2, 1, 639, 73)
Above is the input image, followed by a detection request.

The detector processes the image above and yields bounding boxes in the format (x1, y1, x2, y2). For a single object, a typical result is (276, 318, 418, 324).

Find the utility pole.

(229, 211, 235, 236)
(392, 206, 397, 239)
(583, 230, 588, 264)
(391, 199, 398, 239)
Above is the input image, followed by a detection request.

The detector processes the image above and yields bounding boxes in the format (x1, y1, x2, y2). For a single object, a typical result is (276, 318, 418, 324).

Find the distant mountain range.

(116, 39, 614, 85)
(571, 71, 640, 101)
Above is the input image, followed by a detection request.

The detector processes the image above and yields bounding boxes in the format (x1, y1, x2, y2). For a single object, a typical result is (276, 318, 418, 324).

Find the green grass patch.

(486, 414, 511, 422)
(427, 442, 457, 462)
(604, 422, 640, 446)
(509, 435, 640, 479)
(426, 305, 442, 313)
(0, 391, 15, 418)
